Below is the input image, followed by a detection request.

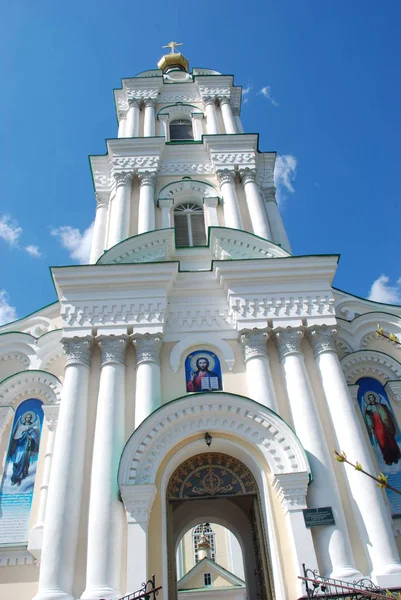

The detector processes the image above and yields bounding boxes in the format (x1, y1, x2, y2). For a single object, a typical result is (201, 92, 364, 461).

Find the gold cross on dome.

(162, 41, 183, 54)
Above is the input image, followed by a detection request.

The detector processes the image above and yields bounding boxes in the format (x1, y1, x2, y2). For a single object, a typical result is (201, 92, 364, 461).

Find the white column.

(159, 114, 170, 141)
(120, 484, 157, 594)
(108, 171, 133, 248)
(308, 325, 401, 585)
(28, 405, 60, 559)
(219, 97, 237, 134)
(192, 113, 204, 140)
(204, 97, 219, 134)
(133, 334, 162, 428)
(33, 337, 92, 600)
(239, 329, 278, 412)
(138, 171, 156, 234)
(0, 406, 14, 442)
(234, 112, 244, 133)
(125, 98, 140, 137)
(274, 327, 360, 579)
(117, 111, 127, 138)
(89, 192, 109, 263)
(82, 334, 128, 600)
(159, 198, 173, 228)
(240, 169, 271, 240)
(216, 169, 243, 230)
(203, 197, 219, 228)
(262, 187, 292, 253)
(273, 472, 319, 598)
(144, 99, 156, 137)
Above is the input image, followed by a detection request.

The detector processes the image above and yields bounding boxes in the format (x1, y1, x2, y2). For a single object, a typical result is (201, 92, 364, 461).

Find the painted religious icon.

(185, 350, 222, 393)
(357, 377, 401, 515)
(0, 398, 44, 544)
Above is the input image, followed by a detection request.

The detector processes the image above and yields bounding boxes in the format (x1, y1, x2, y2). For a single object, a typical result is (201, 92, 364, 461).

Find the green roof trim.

(0, 300, 59, 333)
(333, 286, 401, 309)
(0, 369, 62, 387)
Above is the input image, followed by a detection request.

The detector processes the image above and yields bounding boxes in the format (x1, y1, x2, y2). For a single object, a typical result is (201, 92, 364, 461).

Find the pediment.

(98, 227, 290, 267)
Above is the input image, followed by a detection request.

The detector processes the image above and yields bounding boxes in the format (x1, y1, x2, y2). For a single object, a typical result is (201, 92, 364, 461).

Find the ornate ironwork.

(167, 452, 257, 499)
(116, 575, 161, 600)
(299, 564, 395, 599)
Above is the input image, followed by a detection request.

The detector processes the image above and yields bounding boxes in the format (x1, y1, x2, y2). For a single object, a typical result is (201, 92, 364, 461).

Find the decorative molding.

(340, 350, 401, 385)
(274, 327, 304, 361)
(228, 296, 335, 325)
(118, 393, 311, 487)
(126, 90, 158, 101)
(211, 229, 289, 261)
(0, 352, 30, 369)
(169, 334, 235, 373)
(335, 336, 353, 357)
(165, 306, 231, 335)
(272, 472, 309, 513)
(239, 329, 269, 362)
(360, 329, 401, 351)
(385, 380, 401, 404)
(307, 325, 338, 357)
(98, 230, 175, 265)
(62, 336, 93, 368)
(112, 156, 159, 170)
(261, 186, 277, 203)
(159, 162, 214, 175)
(348, 384, 359, 407)
(0, 406, 14, 435)
(0, 370, 62, 406)
(98, 335, 128, 366)
(120, 484, 157, 524)
(132, 334, 162, 365)
(199, 86, 231, 100)
(95, 191, 109, 208)
(213, 153, 255, 167)
(42, 404, 59, 431)
(0, 547, 35, 567)
(158, 179, 217, 203)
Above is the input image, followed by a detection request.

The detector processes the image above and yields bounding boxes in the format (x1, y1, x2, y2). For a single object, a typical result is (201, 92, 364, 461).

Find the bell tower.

(88, 42, 292, 267)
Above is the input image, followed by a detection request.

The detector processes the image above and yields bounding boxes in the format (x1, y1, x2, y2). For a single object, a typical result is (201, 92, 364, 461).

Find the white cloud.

(274, 154, 297, 204)
(0, 215, 22, 246)
(25, 245, 42, 258)
(259, 86, 279, 107)
(242, 84, 252, 105)
(0, 290, 17, 326)
(51, 222, 94, 264)
(368, 275, 401, 304)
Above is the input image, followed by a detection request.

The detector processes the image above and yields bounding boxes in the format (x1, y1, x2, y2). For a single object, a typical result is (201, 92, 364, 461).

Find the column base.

(373, 565, 401, 588)
(81, 586, 121, 600)
(329, 566, 363, 581)
(32, 591, 75, 600)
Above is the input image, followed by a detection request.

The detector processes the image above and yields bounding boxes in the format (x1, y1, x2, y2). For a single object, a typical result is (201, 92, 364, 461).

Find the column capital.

(95, 191, 109, 208)
(132, 333, 163, 366)
(128, 97, 141, 108)
(239, 167, 257, 185)
(113, 170, 133, 188)
(218, 95, 231, 106)
(239, 329, 269, 362)
(203, 95, 216, 106)
(97, 334, 128, 367)
(216, 168, 235, 186)
(203, 196, 219, 208)
(118, 109, 127, 120)
(262, 186, 277, 203)
(42, 405, 60, 432)
(138, 170, 157, 188)
(62, 336, 93, 368)
(120, 484, 157, 524)
(158, 197, 174, 209)
(385, 380, 401, 404)
(307, 325, 338, 357)
(192, 112, 204, 120)
(272, 472, 309, 513)
(274, 326, 304, 360)
(144, 97, 156, 108)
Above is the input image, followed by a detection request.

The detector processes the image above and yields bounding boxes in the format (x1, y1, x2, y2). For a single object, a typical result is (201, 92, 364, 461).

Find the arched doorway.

(167, 452, 273, 600)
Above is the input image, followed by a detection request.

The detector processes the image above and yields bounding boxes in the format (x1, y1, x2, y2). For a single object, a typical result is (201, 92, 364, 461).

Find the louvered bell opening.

(191, 213, 206, 245)
(174, 213, 190, 246)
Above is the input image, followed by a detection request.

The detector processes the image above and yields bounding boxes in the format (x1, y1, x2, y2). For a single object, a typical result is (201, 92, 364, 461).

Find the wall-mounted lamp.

(204, 432, 212, 448)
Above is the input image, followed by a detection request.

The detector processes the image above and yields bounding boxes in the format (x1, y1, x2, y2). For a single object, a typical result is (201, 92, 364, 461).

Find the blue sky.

(1, 0, 401, 324)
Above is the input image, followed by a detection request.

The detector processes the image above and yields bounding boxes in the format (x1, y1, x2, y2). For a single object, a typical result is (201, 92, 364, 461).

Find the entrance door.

(166, 452, 273, 600)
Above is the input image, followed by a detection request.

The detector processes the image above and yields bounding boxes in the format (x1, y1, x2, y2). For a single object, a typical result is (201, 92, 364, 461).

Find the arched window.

(170, 119, 194, 141)
(174, 203, 206, 246)
(193, 523, 216, 563)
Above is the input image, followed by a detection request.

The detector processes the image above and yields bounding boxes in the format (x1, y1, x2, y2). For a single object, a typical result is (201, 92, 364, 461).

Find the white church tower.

(1, 44, 401, 600)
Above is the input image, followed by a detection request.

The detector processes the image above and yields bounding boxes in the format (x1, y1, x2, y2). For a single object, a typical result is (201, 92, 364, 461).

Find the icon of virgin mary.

(364, 391, 401, 466)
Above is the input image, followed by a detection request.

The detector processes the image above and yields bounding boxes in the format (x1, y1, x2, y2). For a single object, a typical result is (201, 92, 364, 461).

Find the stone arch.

(158, 178, 219, 209)
(157, 103, 203, 120)
(0, 370, 62, 407)
(0, 332, 36, 372)
(341, 350, 401, 385)
(169, 334, 235, 373)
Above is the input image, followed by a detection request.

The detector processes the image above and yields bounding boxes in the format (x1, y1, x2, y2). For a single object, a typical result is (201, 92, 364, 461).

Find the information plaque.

(303, 507, 335, 528)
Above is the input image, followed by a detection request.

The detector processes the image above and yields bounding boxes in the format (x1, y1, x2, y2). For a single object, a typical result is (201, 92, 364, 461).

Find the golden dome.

(158, 41, 189, 73)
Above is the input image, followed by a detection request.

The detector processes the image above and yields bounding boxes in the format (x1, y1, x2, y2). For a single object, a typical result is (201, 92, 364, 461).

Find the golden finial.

(162, 41, 183, 54)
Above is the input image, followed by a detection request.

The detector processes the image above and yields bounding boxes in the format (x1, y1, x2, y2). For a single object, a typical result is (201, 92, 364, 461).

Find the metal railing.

(112, 575, 161, 600)
(299, 564, 399, 599)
